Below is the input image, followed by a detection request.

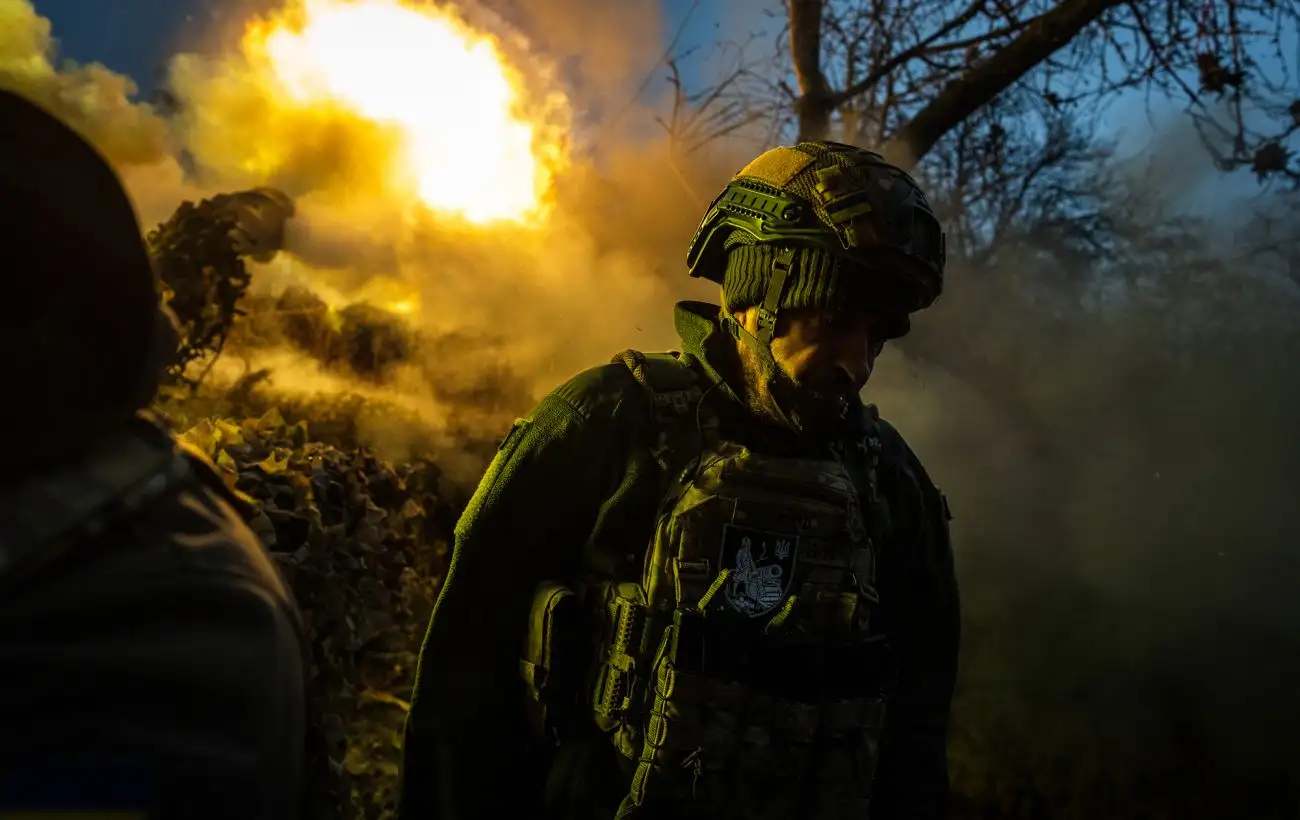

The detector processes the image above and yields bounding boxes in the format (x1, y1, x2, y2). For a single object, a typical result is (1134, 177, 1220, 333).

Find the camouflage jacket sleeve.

(399, 366, 640, 820)
(870, 422, 962, 820)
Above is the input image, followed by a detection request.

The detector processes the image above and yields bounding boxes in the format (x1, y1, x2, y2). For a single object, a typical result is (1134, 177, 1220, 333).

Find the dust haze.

(0, 0, 717, 464)
(867, 110, 1300, 814)
(2, 0, 1297, 814)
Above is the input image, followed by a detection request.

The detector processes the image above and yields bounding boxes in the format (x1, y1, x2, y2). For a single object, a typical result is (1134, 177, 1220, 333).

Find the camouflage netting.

(145, 187, 508, 816)
(145, 190, 463, 814)
(148, 188, 295, 388)
(172, 403, 468, 819)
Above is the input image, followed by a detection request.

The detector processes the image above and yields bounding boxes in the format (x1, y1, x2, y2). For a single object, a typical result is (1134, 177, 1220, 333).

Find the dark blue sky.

(32, 0, 714, 96)
(26, 0, 1267, 209)
(25, 0, 1169, 143)
(34, 0, 208, 89)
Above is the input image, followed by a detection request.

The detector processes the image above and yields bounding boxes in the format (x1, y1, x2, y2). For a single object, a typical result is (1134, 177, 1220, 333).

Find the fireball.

(241, 0, 566, 224)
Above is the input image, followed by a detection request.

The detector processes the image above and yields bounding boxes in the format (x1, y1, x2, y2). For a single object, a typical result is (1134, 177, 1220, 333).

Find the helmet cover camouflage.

(687, 141, 945, 319)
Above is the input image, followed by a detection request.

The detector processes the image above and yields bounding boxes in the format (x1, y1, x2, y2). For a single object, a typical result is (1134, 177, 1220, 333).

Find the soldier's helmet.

(686, 141, 945, 337)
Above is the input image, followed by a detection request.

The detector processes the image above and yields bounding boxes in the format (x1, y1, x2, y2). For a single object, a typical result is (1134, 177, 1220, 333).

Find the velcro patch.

(734, 147, 815, 188)
(814, 165, 852, 201)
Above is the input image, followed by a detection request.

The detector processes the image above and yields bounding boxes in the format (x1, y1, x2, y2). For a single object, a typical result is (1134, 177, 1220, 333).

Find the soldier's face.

(733, 305, 888, 424)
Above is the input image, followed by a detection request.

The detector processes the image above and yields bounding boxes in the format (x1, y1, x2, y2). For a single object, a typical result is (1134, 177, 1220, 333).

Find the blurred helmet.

(0, 89, 166, 472)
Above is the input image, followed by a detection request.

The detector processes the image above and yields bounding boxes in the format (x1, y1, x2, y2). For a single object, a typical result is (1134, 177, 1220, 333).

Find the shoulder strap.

(609, 348, 711, 491)
(611, 348, 701, 398)
(610, 348, 653, 395)
(0, 417, 190, 587)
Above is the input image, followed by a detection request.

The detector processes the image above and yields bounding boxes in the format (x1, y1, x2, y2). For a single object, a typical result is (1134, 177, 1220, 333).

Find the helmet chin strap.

(721, 247, 812, 434)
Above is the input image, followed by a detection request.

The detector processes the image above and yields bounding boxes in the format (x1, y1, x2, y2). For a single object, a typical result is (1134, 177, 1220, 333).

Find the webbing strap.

(609, 348, 710, 503)
(610, 349, 652, 395)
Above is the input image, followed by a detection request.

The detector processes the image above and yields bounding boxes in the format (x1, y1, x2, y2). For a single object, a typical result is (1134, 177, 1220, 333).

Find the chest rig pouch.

(595, 350, 893, 820)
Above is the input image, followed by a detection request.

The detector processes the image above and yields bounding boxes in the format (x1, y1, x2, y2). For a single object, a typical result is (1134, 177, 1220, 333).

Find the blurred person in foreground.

(0, 89, 305, 819)
(400, 141, 960, 820)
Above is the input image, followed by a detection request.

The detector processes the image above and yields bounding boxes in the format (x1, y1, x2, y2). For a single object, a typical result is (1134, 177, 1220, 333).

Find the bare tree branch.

(881, 0, 1126, 166)
(828, 0, 990, 110)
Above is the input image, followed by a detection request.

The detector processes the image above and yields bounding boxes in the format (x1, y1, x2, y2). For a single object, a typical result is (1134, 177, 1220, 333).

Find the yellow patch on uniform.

(733, 147, 815, 187)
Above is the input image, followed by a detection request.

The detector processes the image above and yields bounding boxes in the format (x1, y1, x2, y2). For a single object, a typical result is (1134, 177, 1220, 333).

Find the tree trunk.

(788, 0, 834, 142)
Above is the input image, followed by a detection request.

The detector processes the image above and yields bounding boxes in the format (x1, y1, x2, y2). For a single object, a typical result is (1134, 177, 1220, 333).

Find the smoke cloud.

(867, 109, 1300, 815)
(1, 0, 1296, 815)
(0, 0, 718, 468)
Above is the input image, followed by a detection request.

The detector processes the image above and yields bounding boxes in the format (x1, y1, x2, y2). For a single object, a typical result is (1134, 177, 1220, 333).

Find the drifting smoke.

(0, 0, 204, 221)
(866, 113, 1300, 815)
(0, 0, 725, 470)
(2, 0, 1297, 814)
(0, 0, 167, 166)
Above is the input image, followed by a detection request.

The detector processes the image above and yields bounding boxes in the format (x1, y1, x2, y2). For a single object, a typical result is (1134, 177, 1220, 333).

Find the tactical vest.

(524, 350, 897, 820)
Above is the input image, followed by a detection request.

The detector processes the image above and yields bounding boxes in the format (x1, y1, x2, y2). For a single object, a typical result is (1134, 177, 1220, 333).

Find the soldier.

(400, 141, 960, 820)
(0, 89, 305, 818)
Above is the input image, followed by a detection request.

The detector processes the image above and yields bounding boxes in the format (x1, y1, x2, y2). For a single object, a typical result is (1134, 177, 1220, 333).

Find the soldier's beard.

(737, 352, 782, 426)
(736, 343, 852, 436)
